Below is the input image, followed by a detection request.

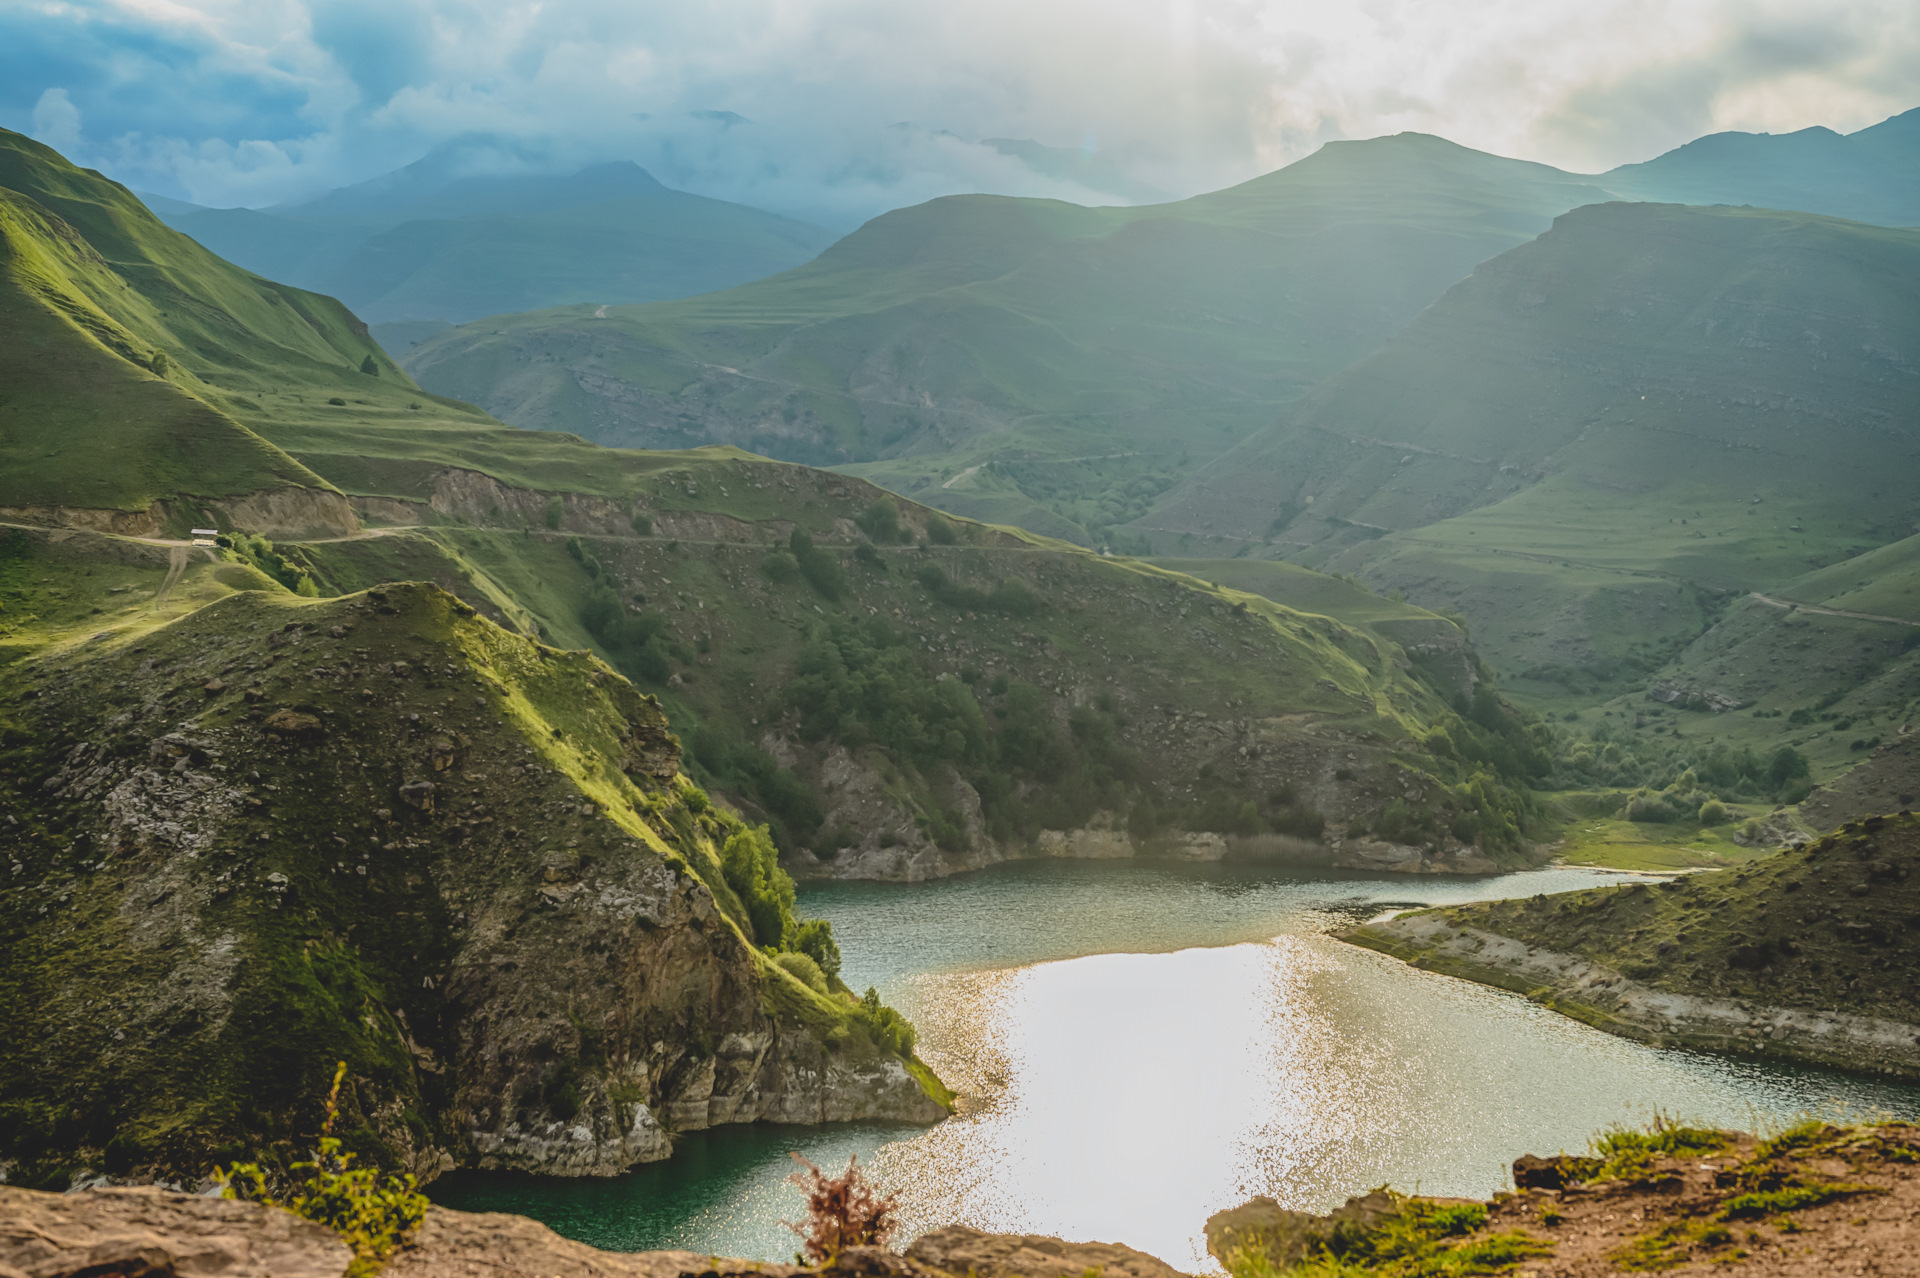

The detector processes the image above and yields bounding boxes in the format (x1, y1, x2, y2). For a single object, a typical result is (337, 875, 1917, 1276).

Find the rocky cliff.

(0, 580, 945, 1191)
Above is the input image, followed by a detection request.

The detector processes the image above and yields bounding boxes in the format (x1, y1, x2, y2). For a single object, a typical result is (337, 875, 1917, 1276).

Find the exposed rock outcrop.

(0, 582, 945, 1189)
(0, 1186, 351, 1278)
(0, 486, 357, 540)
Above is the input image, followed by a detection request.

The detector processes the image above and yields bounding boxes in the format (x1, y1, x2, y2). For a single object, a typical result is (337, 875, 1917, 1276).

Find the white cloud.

(6, 0, 1916, 216)
(30, 88, 84, 153)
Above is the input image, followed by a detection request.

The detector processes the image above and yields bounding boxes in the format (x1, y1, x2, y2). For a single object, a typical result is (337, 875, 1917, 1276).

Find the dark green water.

(432, 860, 1920, 1268)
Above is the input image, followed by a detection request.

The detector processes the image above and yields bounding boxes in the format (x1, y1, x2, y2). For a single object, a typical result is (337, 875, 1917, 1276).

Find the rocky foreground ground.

(6, 1124, 1920, 1277)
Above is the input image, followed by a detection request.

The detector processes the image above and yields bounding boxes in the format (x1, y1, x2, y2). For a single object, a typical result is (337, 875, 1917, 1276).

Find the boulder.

(1204, 1189, 1399, 1272)
(906, 1225, 1190, 1278)
(262, 708, 325, 741)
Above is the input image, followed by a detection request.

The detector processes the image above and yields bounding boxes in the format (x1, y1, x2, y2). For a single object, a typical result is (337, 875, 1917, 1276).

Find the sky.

(6, 0, 1918, 225)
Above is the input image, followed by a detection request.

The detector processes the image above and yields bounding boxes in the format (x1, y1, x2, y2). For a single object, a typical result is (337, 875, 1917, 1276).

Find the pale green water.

(432, 860, 1920, 1269)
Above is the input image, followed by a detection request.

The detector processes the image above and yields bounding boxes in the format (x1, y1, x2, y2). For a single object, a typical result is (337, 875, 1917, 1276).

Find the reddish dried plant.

(783, 1152, 899, 1263)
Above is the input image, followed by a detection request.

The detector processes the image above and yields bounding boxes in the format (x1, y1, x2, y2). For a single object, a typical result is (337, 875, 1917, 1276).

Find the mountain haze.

(155, 157, 838, 326)
(401, 133, 1618, 541)
(1601, 108, 1920, 228)
(1141, 201, 1920, 739)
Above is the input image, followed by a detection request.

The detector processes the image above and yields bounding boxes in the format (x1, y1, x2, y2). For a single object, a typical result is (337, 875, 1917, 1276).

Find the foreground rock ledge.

(0, 1190, 1186, 1278)
(14, 1128, 1920, 1278)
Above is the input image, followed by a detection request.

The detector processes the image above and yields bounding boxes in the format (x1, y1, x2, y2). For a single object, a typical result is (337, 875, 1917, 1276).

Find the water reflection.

(433, 861, 1919, 1268)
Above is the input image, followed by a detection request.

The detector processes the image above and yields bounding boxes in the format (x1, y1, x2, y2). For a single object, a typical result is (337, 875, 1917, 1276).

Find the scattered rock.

(262, 708, 325, 741)
(398, 780, 437, 813)
(1511, 1152, 1600, 1189)
(202, 678, 226, 696)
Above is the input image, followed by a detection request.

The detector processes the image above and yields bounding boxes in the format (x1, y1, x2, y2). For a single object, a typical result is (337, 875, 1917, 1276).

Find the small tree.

(359, 354, 380, 376)
(784, 1154, 898, 1263)
(219, 1062, 426, 1277)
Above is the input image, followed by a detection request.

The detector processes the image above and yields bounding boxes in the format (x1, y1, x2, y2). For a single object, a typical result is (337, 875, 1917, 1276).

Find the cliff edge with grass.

(0, 576, 947, 1191)
(1341, 812, 1920, 1080)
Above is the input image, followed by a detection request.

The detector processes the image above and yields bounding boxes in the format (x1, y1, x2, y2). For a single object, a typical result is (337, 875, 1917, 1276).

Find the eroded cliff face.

(0, 582, 944, 1189)
(0, 487, 357, 540)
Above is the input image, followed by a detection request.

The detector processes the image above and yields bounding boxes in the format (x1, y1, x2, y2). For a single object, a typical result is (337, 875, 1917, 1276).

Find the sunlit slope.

(161, 161, 838, 325)
(1143, 202, 1920, 701)
(402, 134, 1617, 538)
(0, 188, 322, 515)
(0, 128, 501, 519)
(1600, 108, 1920, 228)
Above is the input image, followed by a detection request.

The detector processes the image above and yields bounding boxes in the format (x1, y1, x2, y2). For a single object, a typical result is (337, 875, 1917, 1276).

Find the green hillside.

(0, 187, 320, 518)
(400, 134, 1618, 544)
(1344, 812, 1920, 1078)
(161, 161, 838, 325)
(0, 127, 500, 528)
(1143, 202, 1920, 701)
(1601, 107, 1920, 228)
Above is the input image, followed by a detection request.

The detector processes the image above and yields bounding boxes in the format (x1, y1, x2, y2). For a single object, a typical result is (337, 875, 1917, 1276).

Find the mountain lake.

(430, 860, 1920, 1269)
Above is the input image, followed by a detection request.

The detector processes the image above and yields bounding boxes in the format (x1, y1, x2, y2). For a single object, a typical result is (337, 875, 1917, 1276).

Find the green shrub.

(721, 824, 796, 947)
(858, 987, 916, 1054)
(794, 918, 843, 980)
(1698, 799, 1728, 825)
(543, 497, 563, 530)
(219, 1062, 426, 1278)
(327, 396, 347, 406)
(776, 951, 829, 993)
(761, 550, 802, 583)
(359, 354, 380, 376)
(915, 564, 1042, 616)
(787, 530, 847, 600)
(924, 513, 958, 545)
(631, 512, 653, 535)
(856, 499, 911, 545)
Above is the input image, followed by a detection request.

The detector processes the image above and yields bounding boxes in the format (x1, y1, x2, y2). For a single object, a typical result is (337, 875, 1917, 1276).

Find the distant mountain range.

(392, 107, 1919, 547)
(147, 152, 838, 329)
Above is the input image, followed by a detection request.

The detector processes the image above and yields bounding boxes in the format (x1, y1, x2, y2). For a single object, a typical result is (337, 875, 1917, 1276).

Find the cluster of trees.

(914, 565, 1043, 617)
(762, 530, 849, 600)
(569, 537, 681, 683)
(717, 823, 844, 972)
(221, 533, 321, 597)
(1550, 723, 1811, 805)
(781, 618, 1144, 846)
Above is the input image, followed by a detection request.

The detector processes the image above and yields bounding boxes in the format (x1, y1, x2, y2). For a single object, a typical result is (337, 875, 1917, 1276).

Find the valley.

(5, 74, 1920, 1278)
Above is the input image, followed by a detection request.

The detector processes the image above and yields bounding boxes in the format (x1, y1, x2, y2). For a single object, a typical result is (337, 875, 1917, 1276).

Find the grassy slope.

(0, 128, 502, 513)
(1344, 812, 1920, 1075)
(267, 452, 1518, 871)
(0, 188, 322, 510)
(1142, 203, 1920, 747)
(400, 135, 1617, 542)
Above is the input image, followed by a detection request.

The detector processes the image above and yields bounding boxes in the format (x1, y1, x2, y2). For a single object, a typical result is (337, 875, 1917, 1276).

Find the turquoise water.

(431, 860, 1920, 1268)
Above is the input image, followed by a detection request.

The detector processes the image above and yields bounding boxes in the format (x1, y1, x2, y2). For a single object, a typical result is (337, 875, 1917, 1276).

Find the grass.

(1549, 814, 1773, 872)
(1407, 812, 1920, 1029)
(0, 127, 500, 515)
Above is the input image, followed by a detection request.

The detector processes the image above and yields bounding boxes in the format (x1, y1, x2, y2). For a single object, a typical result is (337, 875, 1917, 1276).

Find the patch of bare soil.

(1460, 1123, 1920, 1276)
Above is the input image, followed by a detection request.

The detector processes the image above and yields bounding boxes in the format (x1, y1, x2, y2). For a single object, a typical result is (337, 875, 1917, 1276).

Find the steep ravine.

(0, 581, 946, 1191)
